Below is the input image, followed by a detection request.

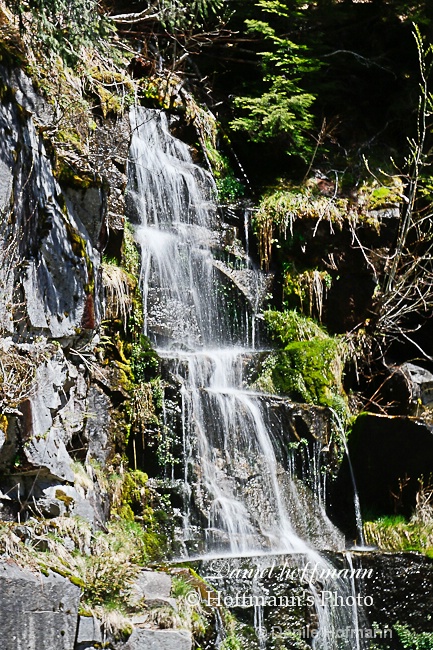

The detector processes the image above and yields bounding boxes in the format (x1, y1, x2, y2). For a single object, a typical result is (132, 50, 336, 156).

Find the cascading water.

(127, 107, 368, 649)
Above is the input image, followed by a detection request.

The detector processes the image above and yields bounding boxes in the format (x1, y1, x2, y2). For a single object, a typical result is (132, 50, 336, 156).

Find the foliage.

(203, 137, 245, 202)
(367, 27, 433, 356)
(7, 0, 113, 66)
(102, 260, 134, 331)
(230, 3, 318, 161)
(283, 264, 332, 322)
(121, 221, 141, 279)
(252, 174, 401, 270)
(364, 479, 433, 555)
(253, 184, 352, 270)
(393, 624, 433, 650)
(157, 0, 226, 31)
(0, 516, 142, 619)
(130, 336, 159, 383)
(219, 610, 243, 650)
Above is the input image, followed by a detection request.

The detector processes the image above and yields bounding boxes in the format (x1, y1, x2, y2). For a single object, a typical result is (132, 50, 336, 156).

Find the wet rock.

(212, 259, 272, 310)
(353, 551, 433, 632)
(0, 102, 17, 333)
(0, 560, 80, 650)
(64, 186, 106, 251)
(0, 64, 101, 342)
(8, 68, 54, 127)
(123, 629, 192, 650)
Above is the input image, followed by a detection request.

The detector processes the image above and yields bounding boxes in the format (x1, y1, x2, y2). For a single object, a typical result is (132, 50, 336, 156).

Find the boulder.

(132, 570, 172, 600)
(399, 362, 433, 410)
(0, 561, 80, 650)
(39, 485, 95, 526)
(130, 570, 177, 609)
(124, 629, 192, 650)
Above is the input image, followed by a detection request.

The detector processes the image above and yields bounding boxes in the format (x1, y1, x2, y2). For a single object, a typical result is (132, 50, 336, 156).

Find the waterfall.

(127, 106, 367, 649)
(332, 411, 365, 547)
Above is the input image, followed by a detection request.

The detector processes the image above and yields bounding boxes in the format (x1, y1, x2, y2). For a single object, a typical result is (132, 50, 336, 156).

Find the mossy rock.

(255, 310, 348, 418)
(55, 157, 102, 190)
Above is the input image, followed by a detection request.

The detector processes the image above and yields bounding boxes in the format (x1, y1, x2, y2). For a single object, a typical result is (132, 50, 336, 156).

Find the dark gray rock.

(23, 427, 74, 483)
(64, 186, 105, 251)
(35, 495, 66, 518)
(0, 64, 102, 342)
(123, 629, 192, 650)
(31, 536, 50, 551)
(17, 349, 81, 482)
(0, 561, 80, 650)
(12, 525, 33, 542)
(10, 68, 54, 127)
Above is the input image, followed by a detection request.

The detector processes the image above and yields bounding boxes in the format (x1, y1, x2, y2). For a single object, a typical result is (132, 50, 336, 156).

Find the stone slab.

(0, 561, 80, 650)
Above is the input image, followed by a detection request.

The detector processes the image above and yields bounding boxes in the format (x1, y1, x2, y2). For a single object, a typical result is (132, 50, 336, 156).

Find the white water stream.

(127, 107, 367, 649)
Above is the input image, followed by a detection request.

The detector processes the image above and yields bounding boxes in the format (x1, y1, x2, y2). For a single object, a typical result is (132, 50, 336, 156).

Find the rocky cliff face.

(1, 39, 433, 650)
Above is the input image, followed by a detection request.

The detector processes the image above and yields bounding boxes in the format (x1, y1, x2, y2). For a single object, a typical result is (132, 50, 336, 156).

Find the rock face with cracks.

(0, 561, 80, 650)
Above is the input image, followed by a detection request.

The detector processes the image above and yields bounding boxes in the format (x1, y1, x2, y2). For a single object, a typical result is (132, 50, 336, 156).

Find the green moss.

(202, 137, 245, 203)
(94, 83, 123, 118)
(360, 175, 404, 210)
(0, 78, 16, 104)
(130, 336, 159, 383)
(55, 489, 74, 508)
(283, 263, 332, 318)
(264, 309, 327, 344)
(0, 415, 8, 434)
(111, 469, 149, 521)
(254, 310, 348, 418)
(54, 158, 100, 190)
(272, 339, 339, 402)
(0, 7, 27, 67)
(69, 575, 86, 588)
(121, 222, 141, 278)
